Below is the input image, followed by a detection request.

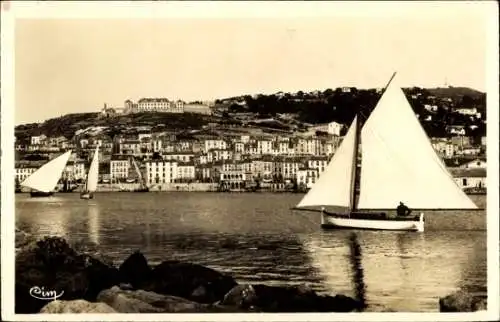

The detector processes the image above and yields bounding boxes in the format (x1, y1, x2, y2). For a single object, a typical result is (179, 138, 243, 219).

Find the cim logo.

(29, 286, 64, 301)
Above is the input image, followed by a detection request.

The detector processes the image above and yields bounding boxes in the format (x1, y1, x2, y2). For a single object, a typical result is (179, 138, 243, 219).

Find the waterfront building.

(307, 156, 329, 174)
(176, 162, 196, 182)
(64, 161, 86, 180)
(110, 155, 130, 181)
(296, 168, 319, 189)
(196, 164, 213, 182)
(15, 165, 38, 183)
(145, 160, 178, 184)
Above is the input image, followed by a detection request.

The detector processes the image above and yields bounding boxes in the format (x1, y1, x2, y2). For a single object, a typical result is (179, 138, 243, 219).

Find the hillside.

(15, 86, 486, 141)
(15, 112, 225, 141)
(426, 87, 485, 100)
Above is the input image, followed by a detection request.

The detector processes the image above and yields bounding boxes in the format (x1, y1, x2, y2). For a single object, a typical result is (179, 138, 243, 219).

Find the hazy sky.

(14, 3, 491, 124)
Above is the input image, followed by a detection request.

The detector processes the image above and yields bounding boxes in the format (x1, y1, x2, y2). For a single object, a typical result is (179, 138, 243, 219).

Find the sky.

(13, 2, 492, 125)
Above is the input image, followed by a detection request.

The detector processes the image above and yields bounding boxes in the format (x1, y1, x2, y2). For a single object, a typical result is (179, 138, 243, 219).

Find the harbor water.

(15, 192, 487, 312)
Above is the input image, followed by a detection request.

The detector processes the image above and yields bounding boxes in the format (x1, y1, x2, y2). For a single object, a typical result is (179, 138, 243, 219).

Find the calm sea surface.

(15, 192, 487, 312)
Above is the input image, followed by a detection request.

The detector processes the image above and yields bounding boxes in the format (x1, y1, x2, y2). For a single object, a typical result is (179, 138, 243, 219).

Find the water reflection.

(25, 199, 70, 237)
(87, 204, 100, 245)
(15, 193, 487, 312)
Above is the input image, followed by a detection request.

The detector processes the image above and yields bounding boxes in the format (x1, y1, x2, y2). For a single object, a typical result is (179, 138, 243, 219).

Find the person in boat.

(396, 202, 412, 217)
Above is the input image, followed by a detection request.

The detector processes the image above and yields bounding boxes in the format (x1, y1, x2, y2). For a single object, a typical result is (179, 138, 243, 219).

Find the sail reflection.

(301, 231, 354, 297)
(88, 204, 101, 246)
(303, 231, 476, 312)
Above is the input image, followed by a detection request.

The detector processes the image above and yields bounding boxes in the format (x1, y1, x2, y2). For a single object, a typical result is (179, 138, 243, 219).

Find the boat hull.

(80, 192, 94, 200)
(321, 212, 425, 232)
(30, 191, 55, 198)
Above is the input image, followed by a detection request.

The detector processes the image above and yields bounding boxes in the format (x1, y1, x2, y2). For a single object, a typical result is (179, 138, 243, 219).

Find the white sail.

(357, 76, 477, 209)
(85, 146, 99, 192)
(296, 116, 358, 209)
(21, 150, 72, 193)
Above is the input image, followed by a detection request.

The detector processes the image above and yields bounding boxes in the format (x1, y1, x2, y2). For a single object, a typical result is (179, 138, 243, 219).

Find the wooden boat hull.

(30, 191, 55, 198)
(80, 192, 94, 200)
(321, 212, 425, 232)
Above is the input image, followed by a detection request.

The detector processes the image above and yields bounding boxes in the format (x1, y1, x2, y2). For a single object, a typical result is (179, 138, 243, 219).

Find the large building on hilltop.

(124, 98, 184, 113)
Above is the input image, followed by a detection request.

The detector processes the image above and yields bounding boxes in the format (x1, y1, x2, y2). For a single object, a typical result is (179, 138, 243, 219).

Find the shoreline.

(15, 234, 365, 313)
(15, 233, 487, 313)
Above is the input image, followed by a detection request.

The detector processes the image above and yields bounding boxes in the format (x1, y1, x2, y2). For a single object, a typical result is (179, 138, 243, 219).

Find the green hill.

(15, 112, 224, 141)
(426, 87, 485, 100)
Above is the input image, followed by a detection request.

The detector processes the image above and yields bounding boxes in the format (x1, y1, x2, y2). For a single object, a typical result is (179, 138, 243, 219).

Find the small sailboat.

(21, 150, 73, 198)
(293, 73, 479, 232)
(80, 146, 99, 200)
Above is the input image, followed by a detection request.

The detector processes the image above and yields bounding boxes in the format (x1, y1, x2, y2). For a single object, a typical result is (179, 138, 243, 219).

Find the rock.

(40, 299, 117, 313)
(15, 228, 36, 250)
(118, 251, 152, 289)
(144, 260, 237, 304)
(439, 291, 487, 312)
(15, 237, 120, 313)
(222, 284, 362, 312)
(97, 286, 209, 313)
(119, 283, 134, 290)
(473, 297, 487, 311)
(221, 284, 258, 308)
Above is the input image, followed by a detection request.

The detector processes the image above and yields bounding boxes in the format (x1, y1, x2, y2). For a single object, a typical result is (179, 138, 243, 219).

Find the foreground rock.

(118, 252, 237, 304)
(40, 300, 117, 313)
(118, 251, 152, 289)
(439, 291, 487, 312)
(221, 284, 362, 312)
(15, 227, 37, 252)
(16, 237, 120, 313)
(97, 286, 210, 313)
(17, 237, 362, 313)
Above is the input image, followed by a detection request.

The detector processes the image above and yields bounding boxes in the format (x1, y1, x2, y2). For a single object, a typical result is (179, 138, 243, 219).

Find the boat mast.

(350, 114, 361, 212)
(351, 72, 397, 212)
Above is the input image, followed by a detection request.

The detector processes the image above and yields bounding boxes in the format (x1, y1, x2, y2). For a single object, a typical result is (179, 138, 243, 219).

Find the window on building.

(462, 178, 468, 186)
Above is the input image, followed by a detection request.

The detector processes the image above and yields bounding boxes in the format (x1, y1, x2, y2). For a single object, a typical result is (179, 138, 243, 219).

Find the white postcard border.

(1, 1, 499, 321)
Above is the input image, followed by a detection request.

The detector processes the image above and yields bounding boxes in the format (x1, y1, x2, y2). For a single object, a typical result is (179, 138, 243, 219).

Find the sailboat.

(293, 73, 479, 232)
(21, 150, 73, 198)
(80, 146, 99, 200)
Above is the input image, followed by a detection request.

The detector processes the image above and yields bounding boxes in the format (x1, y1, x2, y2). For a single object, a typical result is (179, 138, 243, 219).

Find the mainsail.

(295, 116, 358, 210)
(21, 150, 72, 193)
(85, 146, 99, 193)
(357, 75, 478, 209)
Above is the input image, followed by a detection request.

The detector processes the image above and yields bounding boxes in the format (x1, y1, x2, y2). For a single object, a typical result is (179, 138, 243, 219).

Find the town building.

(15, 165, 38, 183)
(145, 160, 178, 184)
(110, 155, 130, 182)
(459, 158, 486, 169)
(176, 162, 196, 182)
(450, 168, 486, 190)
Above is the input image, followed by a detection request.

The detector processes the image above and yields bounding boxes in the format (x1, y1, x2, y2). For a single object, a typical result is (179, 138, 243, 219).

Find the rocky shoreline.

(15, 230, 487, 313)
(15, 234, 363, 313)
